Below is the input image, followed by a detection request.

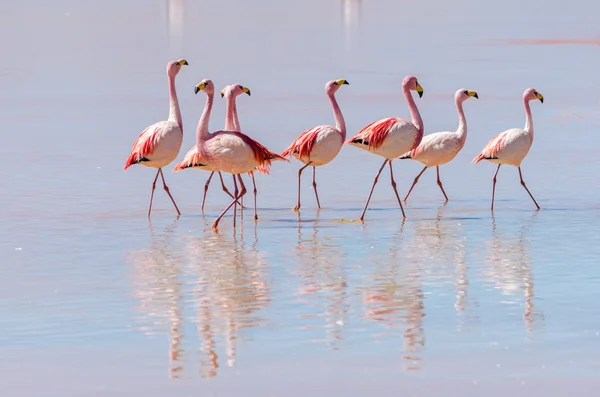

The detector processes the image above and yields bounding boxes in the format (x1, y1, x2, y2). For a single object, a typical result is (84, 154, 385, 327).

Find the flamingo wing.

(347, 117, 399, 150)
(212, 130, 289, 175)
(173, 145, 209, 171)
(124, 122, 173, 170)
(472, 131, 509, 164)
(281, 126, 324, 162)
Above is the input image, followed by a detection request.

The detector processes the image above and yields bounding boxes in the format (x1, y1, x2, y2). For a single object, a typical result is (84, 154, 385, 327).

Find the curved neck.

(196, 93, 214, 143)
(524, 99, 533, 136)
(328, 92, 346, 139)
(403, 86, 423, 135)
(456, 99, 467, 141)
(224, 94, 240, 131)
(167, 74, 182, 128)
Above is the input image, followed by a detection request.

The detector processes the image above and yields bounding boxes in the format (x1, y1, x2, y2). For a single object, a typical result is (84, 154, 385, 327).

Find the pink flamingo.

(400, 88, 479, 202)
(347, 75, 424, 220)
(473, 88, 544, 211)
(281, 79, 349, 211)
(172, 80, 241, 210)
(124, 59, 189, 217)
(198, 84, 251, 212)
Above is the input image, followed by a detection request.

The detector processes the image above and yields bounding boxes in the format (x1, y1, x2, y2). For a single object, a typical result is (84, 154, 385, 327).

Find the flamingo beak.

(535, 92, 544, 103)
(468, 90, 479, 99)
(221, 90, 225, 98)
(178, 59, 189, 66)
(335, 79, 349, 85)
(195, 82, 205, 95)
(242, 86, 251, 96)
(416, 83, 424, 98)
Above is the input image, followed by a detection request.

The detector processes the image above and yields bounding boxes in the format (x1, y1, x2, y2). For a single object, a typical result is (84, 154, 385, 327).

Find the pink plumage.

(347, 117, 399, 151)
(124, 125, 160, 170)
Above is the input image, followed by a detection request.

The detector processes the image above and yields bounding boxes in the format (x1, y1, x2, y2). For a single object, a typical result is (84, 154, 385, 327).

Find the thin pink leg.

(250, 172, 258, 220)
(518, 167, 541, 210)
(403, 166, 427, 203)
(159, 168, 181, 216)
(312, 166, 321, 209)
(232, 175, 238, 227)
(201, 171, 215, 213)
(147, 169, 161, 217)
(436, 166, 449, 202)
(238, 174, 248, 221)
(360, 159, 388, 221)
(218, 171, 243, 208)
(491, 164, 501, 211)
(212, 175, 248, 230)
(388, 161, 406, 218)
(293, 163, 312, 212)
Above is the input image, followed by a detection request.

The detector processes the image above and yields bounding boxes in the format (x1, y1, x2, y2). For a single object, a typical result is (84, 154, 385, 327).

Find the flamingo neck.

(196, 93, 214, 144)
(404, 85, 423, 137)
(224, 94, 240, 131)
(456, 99, 467, 143)
(524, 99, 534, 136)
(167, 74, 182, 128)
(328, 92, 346, 139)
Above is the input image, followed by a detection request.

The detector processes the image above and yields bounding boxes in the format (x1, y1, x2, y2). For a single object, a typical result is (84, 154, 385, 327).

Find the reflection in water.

(294, 212, 349, 350)
(361, 221, 426, 371)
(164, 0, 185, 56)
(484, 213, 544, 339)
(129, 220, 269, 379)
(340, 0, 361, 53)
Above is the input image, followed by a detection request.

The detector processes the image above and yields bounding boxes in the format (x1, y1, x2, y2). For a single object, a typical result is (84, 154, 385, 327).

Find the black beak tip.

(539, 98, 544, 103)
(194, 87, 200, 94)
(343, 80, 349, 85)
(246, 91, 251, 96)
(418, 91, 423, 98)
(221, 92, 224, 98)
(474, 93, 479, 99)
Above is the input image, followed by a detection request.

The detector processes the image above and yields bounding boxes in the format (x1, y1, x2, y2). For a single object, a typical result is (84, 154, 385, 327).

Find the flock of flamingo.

(124, 59, 544, 229)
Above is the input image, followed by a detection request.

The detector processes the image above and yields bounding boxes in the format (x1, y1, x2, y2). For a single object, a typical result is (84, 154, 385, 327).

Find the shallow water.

(2, 0, 600, 396)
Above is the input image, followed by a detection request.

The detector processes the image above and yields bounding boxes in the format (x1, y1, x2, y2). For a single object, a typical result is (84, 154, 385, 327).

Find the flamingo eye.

(463, 90, 468, 95)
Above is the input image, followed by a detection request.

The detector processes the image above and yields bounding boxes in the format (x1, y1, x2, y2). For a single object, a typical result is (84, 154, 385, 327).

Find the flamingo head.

(456, 88, 478, 102)
(167, 59, 189, 77)
(221, 84, 251, 98)
(325, 79, 349, 95)
(524, 88, 544, 103)
(403, 75, 424, 98)
(194, 79, 214, 95)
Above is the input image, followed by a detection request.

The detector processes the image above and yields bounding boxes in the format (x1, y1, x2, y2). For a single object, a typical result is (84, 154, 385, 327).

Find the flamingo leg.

(404, 166, 428, 202)
(518, 167, 541, 210)
(388, 161, 406, 218)
(237, 174, 248, 221)
(436, 166, 449, 202)
(293, 162, 312, 212)
(312, 166, 321, 209)
(159, 168, 181, 216)
(217, 171, 239, 202)
(212, 175, 248, 230)
(201, 171, 215, 213)
(360, 159, 388, 221)
(147, 169, 161, 217)
(491, 164, 501, 211)
(232, 175, 238, 227)
(250, 172, 258, 220)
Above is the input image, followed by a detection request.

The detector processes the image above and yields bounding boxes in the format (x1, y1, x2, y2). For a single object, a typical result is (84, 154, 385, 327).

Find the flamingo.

(124, 59, 189, 217)
(197, 84, 251, 212)
(400, 88, 479, 202)
(281, 79, 349, 211)
(178, 85, 287, 229)
(172, 80, 241, 210)
(346, 75, 424, 220)
(472, 87, 543, 211)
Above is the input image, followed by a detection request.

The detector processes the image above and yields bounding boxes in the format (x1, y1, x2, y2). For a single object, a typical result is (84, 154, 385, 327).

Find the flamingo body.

(282, 125, 343, 166)
(125, 121, 183, 170)
(347, 117, 421, 160)
(407, 131, 463, 167)
(472, 128, 532, 167)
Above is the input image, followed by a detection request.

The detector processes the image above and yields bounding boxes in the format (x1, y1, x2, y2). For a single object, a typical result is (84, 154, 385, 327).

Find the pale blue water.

(2, 0, 600, 396)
